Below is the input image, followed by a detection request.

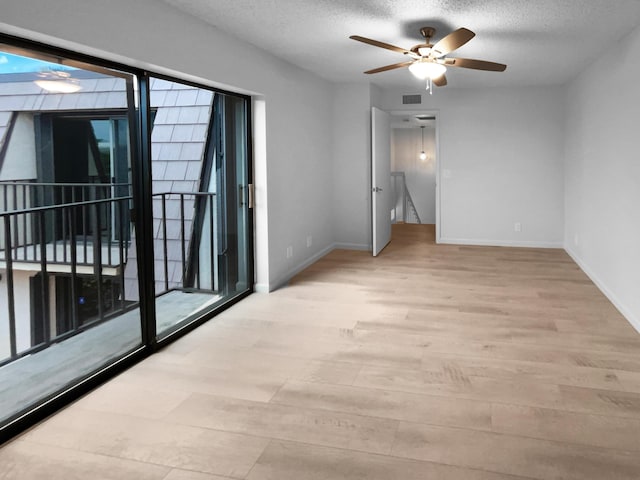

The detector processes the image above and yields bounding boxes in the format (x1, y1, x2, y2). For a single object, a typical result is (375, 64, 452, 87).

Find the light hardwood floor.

(2, 223, 640, 479)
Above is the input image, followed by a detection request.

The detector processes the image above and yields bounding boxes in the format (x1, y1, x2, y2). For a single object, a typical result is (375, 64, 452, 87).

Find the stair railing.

(390, 172, 421, 224)
(404, 185, 421, 224)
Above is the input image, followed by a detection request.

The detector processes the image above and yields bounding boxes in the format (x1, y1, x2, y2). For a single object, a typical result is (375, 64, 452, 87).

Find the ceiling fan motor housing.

(420, 27, 436, 40)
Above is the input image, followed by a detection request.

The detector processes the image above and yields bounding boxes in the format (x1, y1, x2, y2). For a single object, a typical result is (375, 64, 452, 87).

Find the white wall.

(381, 86, 565, 247)
(261, 70, 334, 289)
(331, 83, 372, 250)
(391, 127, 437, 224)
(0, 113, 37, 181)
(0, 0, 335, 292)
(564, 25, 640, 331)
(0, 270, 34, 358)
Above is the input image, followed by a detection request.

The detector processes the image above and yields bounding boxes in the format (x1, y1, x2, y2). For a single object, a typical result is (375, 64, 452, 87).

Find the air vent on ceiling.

(415, 115, 436, 121)
(402, 94, 422, 105)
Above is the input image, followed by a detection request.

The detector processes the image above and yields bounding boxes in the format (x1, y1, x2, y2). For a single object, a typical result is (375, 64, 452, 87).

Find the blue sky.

(0, 52, 73, 74)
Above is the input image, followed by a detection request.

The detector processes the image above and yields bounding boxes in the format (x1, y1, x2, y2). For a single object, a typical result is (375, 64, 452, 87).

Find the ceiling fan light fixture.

(34, 70, 81, 93)
(408, 60, 446, 80)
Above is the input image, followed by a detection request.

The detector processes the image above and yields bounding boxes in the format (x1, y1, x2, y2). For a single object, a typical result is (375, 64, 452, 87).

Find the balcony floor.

(0, 290, 218, 426)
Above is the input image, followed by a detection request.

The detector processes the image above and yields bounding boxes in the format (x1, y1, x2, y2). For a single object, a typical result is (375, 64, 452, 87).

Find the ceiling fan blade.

(364, 61, 413, 74)
(446, 57, 507, 71)
(430, 28, 475, 57)
(349, 35, 411, 55)
(432, 74, 447, 87)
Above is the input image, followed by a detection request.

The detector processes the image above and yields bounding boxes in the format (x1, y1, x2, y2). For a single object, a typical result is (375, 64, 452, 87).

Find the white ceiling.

(163, 0, 640, 90)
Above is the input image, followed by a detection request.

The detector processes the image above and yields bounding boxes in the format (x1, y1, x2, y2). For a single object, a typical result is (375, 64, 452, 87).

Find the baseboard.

(439, 237, 564, 249)
(253, 283, 269, 293)
(266, 243, 336, 292)
(565, 246, 640, 334)
(332, 242, 370, 251)
(262, 237, 562, 293)
(257, 238, 639, 335)
(261, 242, 370, 292)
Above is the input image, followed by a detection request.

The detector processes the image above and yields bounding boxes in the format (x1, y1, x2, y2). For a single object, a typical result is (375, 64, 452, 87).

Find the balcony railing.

(0, 182, 217, 367)
(0, 180, 132, 263)
(1, 194, 133, 365)
(153, 191, 217, 293)
(0, 179, 131, 211)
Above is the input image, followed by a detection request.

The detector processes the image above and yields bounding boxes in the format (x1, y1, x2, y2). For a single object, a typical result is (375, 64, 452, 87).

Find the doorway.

(371, 109, 440, 255)
(390, 114, 437, 225)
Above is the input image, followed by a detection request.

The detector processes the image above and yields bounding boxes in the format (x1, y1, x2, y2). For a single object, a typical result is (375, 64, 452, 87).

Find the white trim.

(333, 242, 370, 251)
(258, 239, 640, 338)
(439, 237, 563, 249)
(253, 283, 270, 293)
(265, 243, 336, 292)
(565, 246, 640, 334)
(258, 242, 370, 292)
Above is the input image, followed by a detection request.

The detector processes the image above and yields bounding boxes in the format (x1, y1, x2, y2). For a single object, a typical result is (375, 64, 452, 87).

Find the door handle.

(248, 183, 255, 208)
(372, 187, 383, 193)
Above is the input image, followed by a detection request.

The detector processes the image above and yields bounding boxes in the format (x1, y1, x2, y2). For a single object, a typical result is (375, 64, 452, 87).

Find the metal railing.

(391, 172, 421, 224)
(0, 179, 131, 212)
(0, 181, 132, 265)
(1, 194, 133, 366)
(153, 191, 217, 294)
(0, 183, 218, 367)
(405, 189, 421, 224)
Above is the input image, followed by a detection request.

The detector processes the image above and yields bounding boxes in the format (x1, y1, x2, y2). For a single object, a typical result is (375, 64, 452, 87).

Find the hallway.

(2, 223, 640, 479)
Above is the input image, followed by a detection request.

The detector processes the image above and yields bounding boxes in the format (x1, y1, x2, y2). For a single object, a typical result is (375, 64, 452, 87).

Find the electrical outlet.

(286, 246, 293, 258)
(306, 235, 312, 248)
(514, 222, 522, 232)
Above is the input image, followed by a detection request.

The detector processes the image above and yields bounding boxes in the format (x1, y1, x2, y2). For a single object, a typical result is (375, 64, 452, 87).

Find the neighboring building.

(0, 68, 215, 359)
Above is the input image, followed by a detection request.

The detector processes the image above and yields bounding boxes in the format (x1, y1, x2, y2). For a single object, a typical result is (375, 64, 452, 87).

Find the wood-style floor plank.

(2, 223, 639, 479)
(246, 440, 533, 480)
(392, 422, 640, 480)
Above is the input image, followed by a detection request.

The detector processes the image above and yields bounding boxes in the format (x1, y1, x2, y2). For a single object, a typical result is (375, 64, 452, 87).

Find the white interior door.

(371, 107, 391, 256)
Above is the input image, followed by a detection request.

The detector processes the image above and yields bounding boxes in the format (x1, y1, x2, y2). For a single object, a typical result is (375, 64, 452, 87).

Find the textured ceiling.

(163, 0, 640, 90)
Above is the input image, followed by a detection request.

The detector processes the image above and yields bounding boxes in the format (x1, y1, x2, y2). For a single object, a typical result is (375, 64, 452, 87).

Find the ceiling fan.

(350, 27, 506, 88)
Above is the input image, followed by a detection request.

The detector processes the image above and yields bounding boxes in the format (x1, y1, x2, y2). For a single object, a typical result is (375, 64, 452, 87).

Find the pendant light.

(419, 126, 427, 161)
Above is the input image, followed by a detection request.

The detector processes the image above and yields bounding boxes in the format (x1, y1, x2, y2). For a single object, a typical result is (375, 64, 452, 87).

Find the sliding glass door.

(0, 44, 143, 430)
(148, 76, 252, 340)
(0, 36, 253, 440)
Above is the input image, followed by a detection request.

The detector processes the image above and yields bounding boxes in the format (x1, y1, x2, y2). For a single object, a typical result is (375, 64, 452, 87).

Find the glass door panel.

(211, 93, 251, 298)
(0, 46, 142, 428)
(148, 77, 251, 339)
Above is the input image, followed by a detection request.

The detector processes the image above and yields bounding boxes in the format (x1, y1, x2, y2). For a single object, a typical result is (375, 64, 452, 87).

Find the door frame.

(388, 109, 441, 243)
